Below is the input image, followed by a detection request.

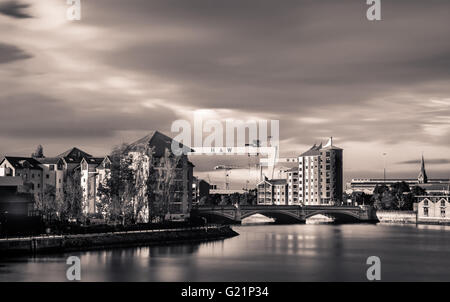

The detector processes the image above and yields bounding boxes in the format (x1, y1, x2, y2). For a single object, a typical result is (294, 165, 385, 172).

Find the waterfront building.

(286, 167, 300, 205)
(0, 157, 44, 198)
(347, 156, 449, 194)
(127, 131, 194, 222)
(80, 156, 111, 214)
(295, 137, 343, 205)
(417, 195, 450, 222)
(257, 179, 287, 205)
(35, 157, 65, 202)
(257, 137, 343, 206)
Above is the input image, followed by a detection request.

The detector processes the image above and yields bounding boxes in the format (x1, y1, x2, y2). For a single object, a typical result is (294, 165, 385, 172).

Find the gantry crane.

(214, 165, 242, 190)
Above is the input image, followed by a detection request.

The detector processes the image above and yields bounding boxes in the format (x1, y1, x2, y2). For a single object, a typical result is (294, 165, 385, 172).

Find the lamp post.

(382, 153, 387, 184)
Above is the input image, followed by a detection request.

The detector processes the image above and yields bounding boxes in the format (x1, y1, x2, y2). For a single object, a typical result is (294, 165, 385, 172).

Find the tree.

(35, 185, 57, 221)
(97, 144, 136, 225)
(62, 170, 83, 221)
(31, 144, 44, 158)
(372, 184, 390, 210)
(150, 149, 183, 222)
(390, 182, 411, 210)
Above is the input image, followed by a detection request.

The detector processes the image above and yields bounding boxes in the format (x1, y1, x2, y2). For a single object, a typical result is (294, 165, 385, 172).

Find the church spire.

(418, 154, 428, 184)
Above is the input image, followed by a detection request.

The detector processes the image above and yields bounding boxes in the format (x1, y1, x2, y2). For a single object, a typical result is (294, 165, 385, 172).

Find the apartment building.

(127, 131, 194, 222)
(35, 157, 65, 201)
(296, 138, 343, 205)
(0, 157, 44, 198)
(80, 156, 111, 214)
(257, 179, 287, 205)
(287, 167, 300, 205)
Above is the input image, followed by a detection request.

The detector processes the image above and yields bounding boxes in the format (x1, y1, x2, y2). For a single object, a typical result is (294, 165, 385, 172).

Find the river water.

(1, 222, 450, 281)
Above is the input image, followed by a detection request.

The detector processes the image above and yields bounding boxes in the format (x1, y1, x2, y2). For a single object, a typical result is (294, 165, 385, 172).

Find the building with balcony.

(294, 137, 343, 205)
(257, 179, 287, 205)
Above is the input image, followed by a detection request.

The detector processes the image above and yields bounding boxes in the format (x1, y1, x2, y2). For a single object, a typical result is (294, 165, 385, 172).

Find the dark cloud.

(1, 0, 449, 177)
(86, 0, 450, 152)
(0, 93, 181, 139)
(397, 158, 450, 165)
(0, 0, 32, 18)
(0, 43, 32, 64)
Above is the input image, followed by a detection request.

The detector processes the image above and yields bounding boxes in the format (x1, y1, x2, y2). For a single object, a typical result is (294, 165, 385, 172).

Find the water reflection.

(2, 224, 450, 281)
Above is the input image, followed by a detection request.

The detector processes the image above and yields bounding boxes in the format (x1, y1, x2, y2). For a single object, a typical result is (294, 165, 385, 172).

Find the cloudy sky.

(0, 0, 449, 187)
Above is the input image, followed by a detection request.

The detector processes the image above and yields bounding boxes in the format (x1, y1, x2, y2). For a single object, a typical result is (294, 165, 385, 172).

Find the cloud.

(0, 93, 181, 139)
(397, 158, 450, 165)
(0, 43, 32, 64)
(0, 0, 450, 179)
(0, 0, 32, 18)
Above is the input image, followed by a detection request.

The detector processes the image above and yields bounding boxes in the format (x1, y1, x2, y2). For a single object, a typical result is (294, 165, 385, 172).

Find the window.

(424, 200, 429, 206)
(49, 165, 55, 171)
(441, 208, 446, 218)
(441, 200, 446, 207)
(424, 207, 428, 217)
(46, 174, 49, 179)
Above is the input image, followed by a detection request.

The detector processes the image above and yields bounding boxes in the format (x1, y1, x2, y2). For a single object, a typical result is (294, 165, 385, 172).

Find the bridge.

(192, 205, 378, 224)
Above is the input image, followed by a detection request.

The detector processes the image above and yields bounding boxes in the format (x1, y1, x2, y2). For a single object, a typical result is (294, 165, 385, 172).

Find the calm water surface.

(1, 223, 450, 281)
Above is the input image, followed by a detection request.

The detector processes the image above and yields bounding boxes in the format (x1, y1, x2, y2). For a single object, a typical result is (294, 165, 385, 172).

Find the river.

(1, 222, 450, 281)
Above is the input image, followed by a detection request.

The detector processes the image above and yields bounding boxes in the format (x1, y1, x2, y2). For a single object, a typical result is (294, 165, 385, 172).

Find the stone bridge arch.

(240, 209, 304, 224)
(305, 209, 362, 223)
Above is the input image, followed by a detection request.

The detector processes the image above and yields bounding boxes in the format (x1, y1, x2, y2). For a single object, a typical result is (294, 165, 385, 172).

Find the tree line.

(33, 143, 183, 225)
(344, 181, 426, 211)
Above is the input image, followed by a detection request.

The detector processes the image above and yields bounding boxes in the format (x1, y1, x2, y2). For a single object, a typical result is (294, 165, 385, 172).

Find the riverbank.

(0, 225, 239, 256)
(376, 211, 417, 224)
(376, 210, 450, 225)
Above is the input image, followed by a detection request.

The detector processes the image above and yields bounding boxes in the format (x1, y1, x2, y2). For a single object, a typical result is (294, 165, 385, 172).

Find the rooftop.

(1, 157, 43, 170)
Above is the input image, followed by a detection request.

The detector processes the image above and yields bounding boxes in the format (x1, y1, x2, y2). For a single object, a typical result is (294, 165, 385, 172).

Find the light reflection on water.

(1, 223, 450, 281)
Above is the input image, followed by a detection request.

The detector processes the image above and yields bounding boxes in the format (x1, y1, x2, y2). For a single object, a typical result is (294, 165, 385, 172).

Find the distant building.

(257, 137, 343, 206)
(417, 195, 450, 222)
(294, 137, 343, 205)
(257, 179, 287, 205)
(287, 138, 343, 205)
(347, 156, 449, 195)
